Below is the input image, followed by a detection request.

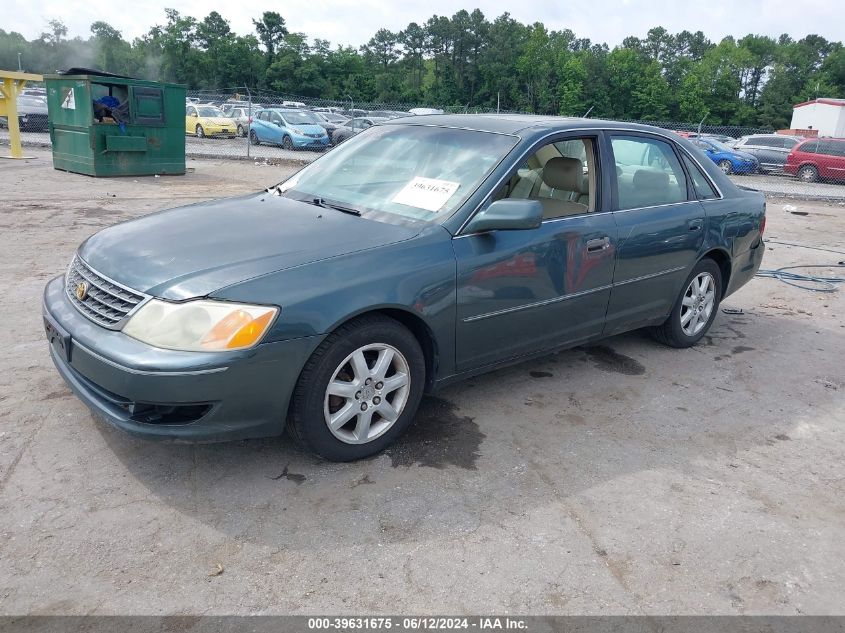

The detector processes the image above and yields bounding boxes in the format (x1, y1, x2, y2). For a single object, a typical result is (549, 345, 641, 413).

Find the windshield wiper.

(311, 197, 361, 216)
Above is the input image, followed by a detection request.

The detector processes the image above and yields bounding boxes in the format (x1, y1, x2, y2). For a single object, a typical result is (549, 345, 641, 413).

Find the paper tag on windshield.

(391, 177, 460, 212)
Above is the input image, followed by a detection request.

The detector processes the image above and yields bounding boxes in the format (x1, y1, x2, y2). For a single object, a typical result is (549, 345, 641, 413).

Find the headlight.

(291, 128, 304, 135)
(123, 299, 278, 352)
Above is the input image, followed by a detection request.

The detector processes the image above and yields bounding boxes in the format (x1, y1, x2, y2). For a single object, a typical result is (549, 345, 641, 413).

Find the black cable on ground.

(755, 264, 845, 292)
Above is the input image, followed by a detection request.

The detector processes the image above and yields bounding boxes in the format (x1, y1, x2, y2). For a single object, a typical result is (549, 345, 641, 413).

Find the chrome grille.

(65, 255, 147, 328)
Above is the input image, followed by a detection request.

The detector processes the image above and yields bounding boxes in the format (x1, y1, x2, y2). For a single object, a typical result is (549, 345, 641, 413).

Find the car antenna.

(582, 106, 594, 118)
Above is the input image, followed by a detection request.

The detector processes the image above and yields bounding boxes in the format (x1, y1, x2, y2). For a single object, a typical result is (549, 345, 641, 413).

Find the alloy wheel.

(323, 343, 411, 445)
(718, 160, 732, 174)
(680, 272, 716, 337)
(195, 125, 204, 138)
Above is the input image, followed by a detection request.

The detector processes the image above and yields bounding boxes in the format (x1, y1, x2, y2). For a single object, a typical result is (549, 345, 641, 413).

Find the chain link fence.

(3, 86, 843, 200)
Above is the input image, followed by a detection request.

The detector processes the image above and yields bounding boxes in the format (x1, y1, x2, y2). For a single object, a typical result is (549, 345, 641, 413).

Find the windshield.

(277, 124, 518, 222)
(280, 110, 319, 125)
(197, 106, 224, 117)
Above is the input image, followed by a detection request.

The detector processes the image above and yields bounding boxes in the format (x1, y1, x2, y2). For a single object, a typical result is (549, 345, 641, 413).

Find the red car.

(784, 137, 845, 183)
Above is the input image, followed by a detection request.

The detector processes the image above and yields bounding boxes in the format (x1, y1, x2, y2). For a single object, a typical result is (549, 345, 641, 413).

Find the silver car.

(732, 134, 803, 174)
(221, 104, 260, 137)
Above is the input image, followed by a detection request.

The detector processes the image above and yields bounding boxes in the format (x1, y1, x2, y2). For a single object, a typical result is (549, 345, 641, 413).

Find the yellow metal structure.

(0, 70, 44, 159)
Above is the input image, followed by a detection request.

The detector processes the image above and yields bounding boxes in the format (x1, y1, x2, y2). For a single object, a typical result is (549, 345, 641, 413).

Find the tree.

(253, 11, 287, 63)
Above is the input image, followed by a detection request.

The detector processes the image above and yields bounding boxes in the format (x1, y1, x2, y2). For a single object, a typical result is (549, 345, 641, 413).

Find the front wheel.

(249, 129, 260, 145)
(282, 135, 294, 150)
(195, 124, 205, 138)
(651, 258, 722, 348)
(718, 159, 732, 175)
(798, 165, 819, 183)
(288, 315, 425, 461)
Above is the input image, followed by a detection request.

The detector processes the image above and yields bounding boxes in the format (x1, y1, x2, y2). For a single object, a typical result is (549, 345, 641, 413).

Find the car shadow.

(98, 309, 844, 551)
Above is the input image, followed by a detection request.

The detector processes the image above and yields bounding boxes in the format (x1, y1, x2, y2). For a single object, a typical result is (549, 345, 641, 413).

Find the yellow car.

(185, 104, 238, 138)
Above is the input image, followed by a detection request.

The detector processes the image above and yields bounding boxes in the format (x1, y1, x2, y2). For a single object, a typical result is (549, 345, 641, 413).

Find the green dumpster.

(45, 70, 186, 176)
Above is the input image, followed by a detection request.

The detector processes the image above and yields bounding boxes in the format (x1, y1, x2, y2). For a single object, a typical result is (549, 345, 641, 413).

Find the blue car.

(249, 108, 329, 151)
(692, 138, 758, 175)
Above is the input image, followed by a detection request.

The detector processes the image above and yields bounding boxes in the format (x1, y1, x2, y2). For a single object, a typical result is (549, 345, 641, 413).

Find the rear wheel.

(195, 124, 205, 138)
(282, 135, 294, 151)
(249, 129, 260, 145)
(651, 258, 722, 348)
(718, 159, 732, 175)
(288, 315, 425, 461)
(798, 165, 819, 183)
(237, 124, 245, 137)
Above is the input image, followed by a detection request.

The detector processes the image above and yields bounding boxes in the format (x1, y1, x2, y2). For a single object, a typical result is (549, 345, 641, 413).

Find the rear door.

(603, 133, 705, 335)
(817, 140, 845, 179)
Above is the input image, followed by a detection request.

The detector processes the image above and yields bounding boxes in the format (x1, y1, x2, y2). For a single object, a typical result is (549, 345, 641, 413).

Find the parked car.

(731, 134, 803, 173)
(331, 117, 388, 144)
(409, 107, 444, 115)
(784, 137, 845, 183)
(185, 104, 238, 138)
(220, 105, 256, 137)
(690, 137, 759, 174)
(310, 111, 346, 144)
(701, 133, 736, 146)
(249, 108, 329, 150)
(43, 115, 765, 461)
(0, 94, 49, 131)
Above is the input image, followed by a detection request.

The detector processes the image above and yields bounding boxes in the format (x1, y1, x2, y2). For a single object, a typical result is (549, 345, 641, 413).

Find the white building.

(790, 98, 845, 137)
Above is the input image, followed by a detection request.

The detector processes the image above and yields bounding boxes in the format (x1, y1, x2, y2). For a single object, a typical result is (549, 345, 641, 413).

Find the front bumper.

(292, 135, 329, 150)
(43, 275, 324, 441)
(733, 161, 758, 174)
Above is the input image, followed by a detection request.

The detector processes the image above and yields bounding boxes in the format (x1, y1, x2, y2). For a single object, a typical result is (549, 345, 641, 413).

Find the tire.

(237, 125, 245, 137)
(282, 135, 294, 151)
(651, 258, 722, 348)
(718, 160, 732, 175)
(288, 314, 426, 461)
(195, 124, 205, 138)
(249, 129, 260, 145)
(798, 165, 818, 183)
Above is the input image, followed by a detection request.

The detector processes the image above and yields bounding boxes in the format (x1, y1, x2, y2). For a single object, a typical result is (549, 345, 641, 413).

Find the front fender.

(210, 225, 459, 378)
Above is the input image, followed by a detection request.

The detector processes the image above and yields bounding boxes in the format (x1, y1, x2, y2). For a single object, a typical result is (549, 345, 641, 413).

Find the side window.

(272, 113, 284, 125)
(494, 137, 597, 219)
(611, 135, 688, 209)
(783, 138, 799, 150)
(186, 106, 195, 116)
(681, 154, 718, 200)
(801, 140, 818, 154)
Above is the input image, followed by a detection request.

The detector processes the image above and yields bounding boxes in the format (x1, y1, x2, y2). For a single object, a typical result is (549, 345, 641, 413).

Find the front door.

(453, 134, 617, 371)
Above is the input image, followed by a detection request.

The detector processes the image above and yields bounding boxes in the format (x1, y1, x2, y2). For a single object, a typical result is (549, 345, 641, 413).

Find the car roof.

(380, 113, 686, 137)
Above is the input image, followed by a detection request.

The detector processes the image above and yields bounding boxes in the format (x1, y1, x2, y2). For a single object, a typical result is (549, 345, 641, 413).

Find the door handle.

(586, 236, 611, 252)
(688, 219, 703, 232)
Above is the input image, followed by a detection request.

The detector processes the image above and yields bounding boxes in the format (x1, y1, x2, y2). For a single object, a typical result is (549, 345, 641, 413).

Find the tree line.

(2, 10, 843, 128)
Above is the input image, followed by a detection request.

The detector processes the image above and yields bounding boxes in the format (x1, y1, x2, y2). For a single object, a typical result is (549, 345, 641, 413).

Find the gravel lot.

(3, 128, 845, 200)
(1, 150, 844, 615)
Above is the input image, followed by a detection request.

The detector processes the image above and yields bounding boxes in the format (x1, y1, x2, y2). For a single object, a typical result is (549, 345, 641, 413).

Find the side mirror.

(706, 148, 716, 154)
(464, 199, 543, 234)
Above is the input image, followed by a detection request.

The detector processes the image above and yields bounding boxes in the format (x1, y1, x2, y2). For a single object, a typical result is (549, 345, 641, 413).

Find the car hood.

(79, 193, 421, 300)
(198, 117, 234, 125)
(289, 123, 326, 135)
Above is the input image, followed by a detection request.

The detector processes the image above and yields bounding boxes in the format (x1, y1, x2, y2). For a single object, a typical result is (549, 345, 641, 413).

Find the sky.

(3, 0, 843, 47)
